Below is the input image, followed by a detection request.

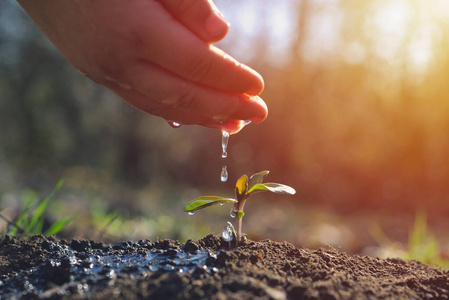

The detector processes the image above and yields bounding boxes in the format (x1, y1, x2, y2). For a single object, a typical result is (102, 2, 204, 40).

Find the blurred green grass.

(1, 179, 449, 269)
(1, 179, 74, 237)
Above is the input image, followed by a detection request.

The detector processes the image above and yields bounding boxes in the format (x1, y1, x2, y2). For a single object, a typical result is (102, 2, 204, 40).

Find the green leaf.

(45, 214, 76, 236)
(235, 175, 248, 198)
(11, 213, 24, 236)
(13, 200, 31, 235)
(248, 170, 270, 191)
(184, 196, 237, 212)
(237, 211, 245, 219)
(35, 219, 44, 235)
(247, 182, 296, 195)
(54, 179, 64, 193)
(29, 198, 50, 231)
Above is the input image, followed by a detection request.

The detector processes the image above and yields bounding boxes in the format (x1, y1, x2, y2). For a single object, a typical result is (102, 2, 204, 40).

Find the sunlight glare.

(407, 23, 434, 75)
(367, 0, 412, 61)
(366, 0, 448, 73)
(266, 0, 297, 66)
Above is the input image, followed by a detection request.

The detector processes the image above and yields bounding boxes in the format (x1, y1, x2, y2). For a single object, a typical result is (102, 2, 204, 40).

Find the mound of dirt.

(0, 234, 448, 299)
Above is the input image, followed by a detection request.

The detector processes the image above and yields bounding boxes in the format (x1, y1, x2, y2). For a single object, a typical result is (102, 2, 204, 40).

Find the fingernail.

(205, 11, 230, 37)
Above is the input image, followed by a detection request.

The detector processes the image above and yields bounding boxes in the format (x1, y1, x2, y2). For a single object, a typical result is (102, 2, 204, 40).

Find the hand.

(17, 0, 267, 128)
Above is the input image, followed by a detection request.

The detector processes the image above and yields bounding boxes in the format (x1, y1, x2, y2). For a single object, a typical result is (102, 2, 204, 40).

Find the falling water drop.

(188, 212, 195, 216)
(220, 130, 230, 183)
(221, 130, 229, 158)
(220, 165, 228, 182)
(222, 223, 234, 242)
(230, 209, 237, 218)
(167, 121, 182, 128)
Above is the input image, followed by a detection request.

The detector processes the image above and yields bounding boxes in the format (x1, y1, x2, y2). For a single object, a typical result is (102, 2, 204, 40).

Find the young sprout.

(184, 170, 296, 244)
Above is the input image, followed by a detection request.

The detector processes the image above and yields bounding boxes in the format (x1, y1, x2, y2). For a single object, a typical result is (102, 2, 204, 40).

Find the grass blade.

(45, 214, 76, 236)
(29, 198, 50, 232)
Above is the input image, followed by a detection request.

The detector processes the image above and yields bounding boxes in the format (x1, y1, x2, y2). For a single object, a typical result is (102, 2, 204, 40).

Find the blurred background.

(1, 0, 449, 260)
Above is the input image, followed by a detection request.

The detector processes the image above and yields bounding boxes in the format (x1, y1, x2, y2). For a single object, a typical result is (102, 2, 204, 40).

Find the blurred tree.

(2, 0, 449, 218)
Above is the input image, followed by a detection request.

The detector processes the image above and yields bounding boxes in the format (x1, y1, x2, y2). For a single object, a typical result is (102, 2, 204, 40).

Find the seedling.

(184, 170, 296, 244)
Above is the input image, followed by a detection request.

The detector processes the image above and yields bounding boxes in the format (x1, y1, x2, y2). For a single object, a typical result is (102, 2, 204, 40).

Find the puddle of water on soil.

(0, 247, 218, 298)
(87, 250, 215, 274)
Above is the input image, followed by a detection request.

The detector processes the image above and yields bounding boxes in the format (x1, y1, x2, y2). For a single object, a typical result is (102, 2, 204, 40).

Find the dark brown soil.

(1, 234, 448, 299)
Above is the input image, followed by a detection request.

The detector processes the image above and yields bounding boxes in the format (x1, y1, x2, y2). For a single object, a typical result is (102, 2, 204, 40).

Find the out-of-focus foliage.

(404, 212, 449, 268)
(370, 212, 449, 268)
(4, 179, 74, 237)
(219, 0, 449, 215)
(1, 0, 449, 234)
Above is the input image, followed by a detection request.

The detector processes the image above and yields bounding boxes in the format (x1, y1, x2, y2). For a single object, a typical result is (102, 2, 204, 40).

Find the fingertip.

(157, 0, 229, 44)
(205, 10, 230, 41)
(247, 95, 268, 123)
(231, 95, 268, 124)
(244, 68, 265, 96)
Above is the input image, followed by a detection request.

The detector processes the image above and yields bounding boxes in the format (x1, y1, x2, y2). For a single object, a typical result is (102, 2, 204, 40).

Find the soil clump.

(0, 234, 448, 299)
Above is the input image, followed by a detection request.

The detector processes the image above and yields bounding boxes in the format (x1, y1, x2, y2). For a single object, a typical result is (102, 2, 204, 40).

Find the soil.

(1, 234, 448, 299)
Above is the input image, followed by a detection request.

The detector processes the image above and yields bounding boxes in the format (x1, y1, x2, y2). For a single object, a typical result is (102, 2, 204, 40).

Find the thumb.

(156, 0, 229, 43)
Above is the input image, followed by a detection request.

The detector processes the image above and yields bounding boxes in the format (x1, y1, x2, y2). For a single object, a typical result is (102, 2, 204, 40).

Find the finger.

(123, 60, 267, 123)
(156, 0, 229, 43)
(133, 1, 264, 96)
(107, 83, 223, 128)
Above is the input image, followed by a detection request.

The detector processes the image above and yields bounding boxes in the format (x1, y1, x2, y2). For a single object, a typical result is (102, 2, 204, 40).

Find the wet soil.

(1, 234, 448, 299)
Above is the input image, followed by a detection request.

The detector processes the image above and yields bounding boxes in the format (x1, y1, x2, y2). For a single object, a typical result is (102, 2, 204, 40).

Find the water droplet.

(220, 119, 247, 135)
(245, 120, 252, 125)
(220, 165, 228, 182)
(222, 223, 234, 242)
(167, 121, 182, 128)
(219, 203, 224, 206)
(188, 212, 195, 216)
(221, 130, 229, 158)
(230, 209, 236, 218)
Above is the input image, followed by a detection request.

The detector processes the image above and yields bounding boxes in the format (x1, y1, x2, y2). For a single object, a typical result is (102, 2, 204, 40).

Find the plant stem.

(235, 197, 248, 244)
(236, 214, 242, 243)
